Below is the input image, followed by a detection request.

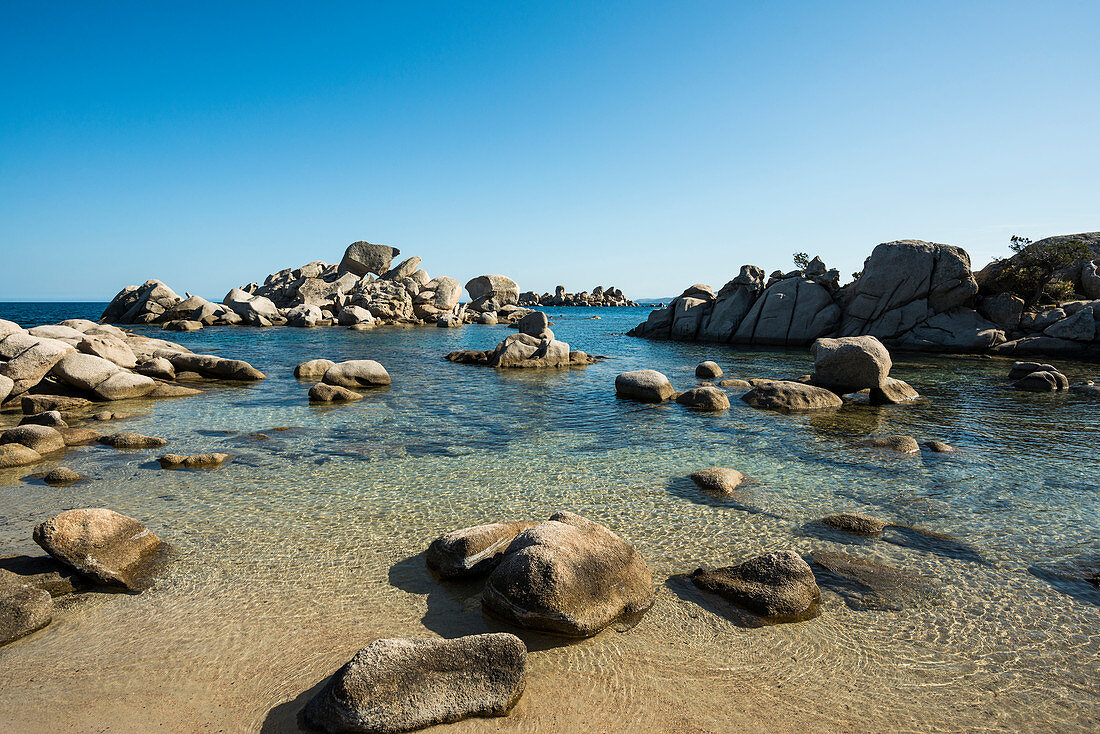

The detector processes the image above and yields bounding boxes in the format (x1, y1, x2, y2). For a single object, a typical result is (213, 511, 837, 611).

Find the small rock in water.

(309, 383, 364, 402)
(0, 581, 53, 647)
(0, 444, 42, 469)
(322, 360, 391, 389)
(41, 467, 83, 486)
(1008, 361, 1056, 381)
(868, 378, 920, 405)
(98, 433, 168, 449)
(862, 435, 920, 454)
(696, 361, 722, 378)
(157, 453, 231, 469)
(58, 428, 101, 446)
(302, 633, 527, 734)
(924, 440, 956, 453)
(675, 386, 731, 411)
(1013, 370, 1069, 392)
(820, 512, 887, 536)
(718, 378, 751, 389)
(295, 359, 336, 379)
(689, 467, 745, 494)
(148, 382, 203, 398)
(691, 550, 821, 622)
(426, 521, 537, 579)
(615, 370, 675, 403)
(19, 411, 67, 428)
(742, 381, 843, 411)
(33, 508, 171, 591)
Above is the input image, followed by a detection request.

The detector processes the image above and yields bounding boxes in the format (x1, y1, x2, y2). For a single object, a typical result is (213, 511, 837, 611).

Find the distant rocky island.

(99, 241, 639, 333)
(629, 233, 1100, 358)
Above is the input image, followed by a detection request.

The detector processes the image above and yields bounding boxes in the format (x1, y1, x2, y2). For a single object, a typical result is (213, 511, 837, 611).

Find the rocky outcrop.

(691, 550, 820, 621)
(302, 634, 527, 734)
(446, 334, 596, 369)
(734, 277, 841, 346)
(482, 511, 654, 637)
(33, 509, 170, 591)
(518, 285, 637, 307)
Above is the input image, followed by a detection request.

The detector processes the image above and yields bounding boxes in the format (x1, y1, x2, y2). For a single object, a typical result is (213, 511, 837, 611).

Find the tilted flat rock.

(691, 550, 820, 621)
(322, 360, 391, 389)
(741, 381, 843, 411)
(302, 633, 527, 734)
(615, 369, 675, 403)
(868, 377, 920, 405)
(58, 428, 102, 446)
(20, 394, 93, 414)
(338, 241, 401, 277)
(482, 511, 654, 637)
(426, 521, 538, 580)
(33, 508, 171, 591)
(167, 353, 266, 381)
(98, 432, 168, 449)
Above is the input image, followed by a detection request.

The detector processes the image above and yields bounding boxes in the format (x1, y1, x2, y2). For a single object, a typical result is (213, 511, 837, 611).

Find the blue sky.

(2, 1, 1098, 301)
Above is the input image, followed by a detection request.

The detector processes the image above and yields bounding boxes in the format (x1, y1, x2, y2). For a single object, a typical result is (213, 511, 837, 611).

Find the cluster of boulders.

(1, 508, 169, 646)
(446, 311, 599, 369)
(1008, 360, 1096, 396)
(518, 284, 637, 308)
(629, 236, 1100, 357)
(99, 240, 594, 333)
(297, 359, 392, 402)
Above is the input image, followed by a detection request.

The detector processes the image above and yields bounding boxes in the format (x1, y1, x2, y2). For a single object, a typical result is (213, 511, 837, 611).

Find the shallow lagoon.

(0, 304, 1098, 732)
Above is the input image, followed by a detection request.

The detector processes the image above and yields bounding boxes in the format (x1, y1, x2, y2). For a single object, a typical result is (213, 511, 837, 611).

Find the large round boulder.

(695, 361, 722, 378)
(33, 508, 171, 591)
(810, 335, 892, 393)
(690, 550, 820, 621)
(482, 511, 654, 637)
(426, 521, 537, 580)
(302, 633, 527, 734)
(338, 241, 401, 277)
(322, 360, 391, 389)
(615, 370, 675, 403)
(741, 381, 843, 411)
(675, 386, 730, 411)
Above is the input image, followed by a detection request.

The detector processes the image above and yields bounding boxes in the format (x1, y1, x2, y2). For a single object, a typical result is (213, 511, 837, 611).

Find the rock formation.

(519, 285, 637, 307)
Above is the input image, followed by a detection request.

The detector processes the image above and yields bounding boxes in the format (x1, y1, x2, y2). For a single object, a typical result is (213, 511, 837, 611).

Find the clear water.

(0, 303, 1097, 732)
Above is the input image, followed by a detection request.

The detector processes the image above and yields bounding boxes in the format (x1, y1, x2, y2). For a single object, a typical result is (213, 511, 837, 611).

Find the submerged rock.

(57, 428, 101, 446)
(868, 377, 920, 405)
(675, 386, 730, 411)
(98, 433, 168, 449)
(0, 444, 42, 469)
(615, 370, 675, 403)
(741, 381, 843, 411)
(33, 508, 171, 591)
(302, 633, 527, 734)
(924, 440, 956, 453)
(820, 512, 887, 536)
(308, 383, 364, 403)
(689, 467, 745, 494)
(810, 550, 943, 612)
(690, 550, 820, 621)
(862, 435, 920, 454)
(0, 581, 53, 646)
(426, 521, 537, 580)
(41, 467, 83, 486)
(482, 511, 654, 637)
(157, 453, 231, 469)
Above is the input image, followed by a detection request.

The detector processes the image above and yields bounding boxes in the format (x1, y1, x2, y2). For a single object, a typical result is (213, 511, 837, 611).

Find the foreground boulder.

(741, 381, 843, 411)
(482, 511, 654, 637)
(675, 386, 731, 411)
(1, 425, 66, 455)
(33, 509, 171, 591)
(0, 581, 53, 646)
(322, 360, 391, 389)
(42, 467, 83, 486)
(615, 370, 675, 403)
(689, 467, 745, 494)
(302, 633, 527, 734)
(691, 550, 820, 621)
(426, 521, 538, 580)
(695, 361, 722, 378)
(810, 335, 891, 393)
(868, 377, 920, 405)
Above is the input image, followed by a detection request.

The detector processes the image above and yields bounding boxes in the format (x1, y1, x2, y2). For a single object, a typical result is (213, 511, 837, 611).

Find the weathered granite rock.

(0, 374, 12, 404)
(482, 511, 654, 637)
(675, 386, 731, 411)
(380, 256, 422, 282)
(741, 381, 843, 411)
(20, 411, 67, 428)
(58, 428, 102, 446)
(615, 370, 675, 403)
(897, 307, 1005, 351)
(33, 508, 170, 591)
(157, 453, 231, 469)
(924, 440, 956, 452)
(670, 295, 713, 341)
(1044, 306, 1096, 342)
(695, 361, 722, 378)
(426, 521, 538, 580)
(41, 467, 83, 485)
(691, 550, 820, 620)
(841, 240, 977, 339)
(689, 467, 745, 494)
(1008, 361, 1057, 380)
(167, 353, 266, 381)
(302, 633, 527, 734)
(93, 371, 158, 401)
(322, 360, 391, 389)
(0, 581, 52, 646)
(0, 425, 66, 455)
(98, 433, 168, 449)
(863, 435, 920, 453)
(978, 293, 1026, 331)
(100, 279, 182, 324)
(338, 306, 375, 326)
(1083, 259, 1100, 299)
(285, 303, 323, 327)
(0, 336, 74, 395)
(295, 359, 336, 379)
(718, 378, 751, 388)
(20, 395, 93, 414)
(0, 555, 91, 597)
(821, 512, 887, 536)
(147, 382, 203, 399)
(466, 275, 520, 309)
(309, 383, 364, 402)
(338, 241, 401, 277)
(223, 289, 281, 326)
(868, 377, 920, 405)
(734, 277, 840, 346)
(516, 311, 551, 339)
(77, 334, 137, 369)
(1014, 370, 1069, 392)
(50, 352, 120, 392)
(163, 320, 202, 332)
(699, 266, 765, 341)
(810, 336, 891, 393)
(487, 334, 571, 368)
(0, 444, 42, 469)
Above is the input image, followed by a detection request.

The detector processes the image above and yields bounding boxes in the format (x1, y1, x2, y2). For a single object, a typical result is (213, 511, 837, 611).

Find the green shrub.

(987, 236, 1091, 307)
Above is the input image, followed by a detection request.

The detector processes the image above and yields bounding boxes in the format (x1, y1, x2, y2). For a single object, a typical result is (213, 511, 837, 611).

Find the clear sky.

(2, 1, 1098, 302)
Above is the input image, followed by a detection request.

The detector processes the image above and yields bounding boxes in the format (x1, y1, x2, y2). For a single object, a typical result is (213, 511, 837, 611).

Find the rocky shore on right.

(629, 234, 1100, 358)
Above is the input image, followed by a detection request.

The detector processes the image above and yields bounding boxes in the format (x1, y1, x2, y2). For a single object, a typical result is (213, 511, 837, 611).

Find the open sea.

(0, 301, 1097, 732)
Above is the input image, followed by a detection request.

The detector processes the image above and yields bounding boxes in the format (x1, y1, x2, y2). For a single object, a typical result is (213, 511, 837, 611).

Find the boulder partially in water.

(615, 370, 675, 403)
(0, 444, 43, 469)
(33, 508, 171, 591)
(689, 467, 745, 495)
(322, 360, 391, 389)
(41, 467, 83, 486)
(302, 633, 527, 734)
(820, 512, 887, 536)
(294, 359, 336, 379)
(695, 360, 722, 378)
(308, 383, 364, 403)
(675, 386, 730, 411)
(869, 377, 920, 405)
(741, 381, 843, 411)
(0, 425, 66, 455)
(426, 521, 538, 580)
(482, 511, 654, 637)
(691, 550, 820, 621)
(810, 335, 892, 393)
(0, 580, 53, 647)
(862, 435, 920, 454)
(1013, 370, 1069, 392)
(98, 432, 168, 449)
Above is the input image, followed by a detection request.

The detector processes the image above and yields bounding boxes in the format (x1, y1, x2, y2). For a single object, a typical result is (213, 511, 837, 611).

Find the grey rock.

(741, 381, 843, 411)
(1013, 370, 1069, 392)
(0, 425, 66, 455)
(863, 435, 920, 453)
(868, 377, 920, 405)
(689, 467, 745, 494)
(42, 467, 83, 485)
(733, 278, 840, 346)
(811, 335, 892, 392)
(695, 361, 722, 378)
(308, 383, 364, 402)
(295, 359, 336, 379)
(699, 266, 766, 342)
(338, 241, 401, 276)
(98, 432, 168, 449)
(157, 453, 231, 469)
(466, 275, 520, 306)
(322, 360, 391, 389)
(426, 521, 538, 579)
(675, 386, 730, 411)
(615, 369, 675, 402)
(380, 256, 422, 282)
(1008, 361, 1056, 380)
(1044, 306, 1095, 342)
(978, 293, 1025, 331)
(691, 550, 820, 620)
(898, 308, 1005, 351)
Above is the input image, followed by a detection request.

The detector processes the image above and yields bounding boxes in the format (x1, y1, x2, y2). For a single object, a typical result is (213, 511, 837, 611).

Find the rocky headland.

(518, 285, 637, 307)
(629, 234, 1100, 358)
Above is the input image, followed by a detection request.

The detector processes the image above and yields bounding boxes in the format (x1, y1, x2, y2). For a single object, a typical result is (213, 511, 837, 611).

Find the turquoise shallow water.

(0, 303, 1097, 732)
